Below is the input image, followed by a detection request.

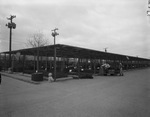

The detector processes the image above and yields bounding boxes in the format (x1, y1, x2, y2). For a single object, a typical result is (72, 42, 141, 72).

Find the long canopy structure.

(1, 44, 150, 62)
(0, 44, 150, 74)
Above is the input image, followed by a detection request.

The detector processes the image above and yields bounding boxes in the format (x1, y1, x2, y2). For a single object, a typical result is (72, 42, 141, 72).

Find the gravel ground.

(0, 68, 150, 117)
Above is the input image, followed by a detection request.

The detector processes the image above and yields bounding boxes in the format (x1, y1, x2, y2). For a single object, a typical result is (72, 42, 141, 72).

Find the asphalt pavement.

(0, 68, 150, 117)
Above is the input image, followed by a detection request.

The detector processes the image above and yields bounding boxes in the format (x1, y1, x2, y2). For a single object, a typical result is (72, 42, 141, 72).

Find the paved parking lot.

(0, 68, 150, 117)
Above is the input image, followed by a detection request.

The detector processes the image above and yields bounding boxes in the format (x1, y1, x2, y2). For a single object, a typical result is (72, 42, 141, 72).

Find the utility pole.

(6, 15, 16, 69)
(51, 28, 59, 81)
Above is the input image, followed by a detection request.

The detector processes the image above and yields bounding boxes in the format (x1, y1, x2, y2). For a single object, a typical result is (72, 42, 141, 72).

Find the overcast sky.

(0, 0, 150, 59)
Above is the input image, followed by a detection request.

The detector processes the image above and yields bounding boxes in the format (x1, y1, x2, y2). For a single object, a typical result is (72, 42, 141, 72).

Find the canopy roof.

(1, 44, 149, 61)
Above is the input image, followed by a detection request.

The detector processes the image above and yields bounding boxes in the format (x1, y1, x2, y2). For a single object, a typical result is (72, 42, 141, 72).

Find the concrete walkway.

(0, 71, 73, 84)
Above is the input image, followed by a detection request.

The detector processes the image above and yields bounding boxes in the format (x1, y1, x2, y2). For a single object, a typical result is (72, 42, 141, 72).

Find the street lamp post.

(51, 28, 59, 81)
(6, 15, 16, 69)
(147, 11, 150, 16)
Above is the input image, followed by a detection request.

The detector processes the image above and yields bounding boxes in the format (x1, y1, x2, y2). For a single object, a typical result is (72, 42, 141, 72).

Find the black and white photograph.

(0, 0, 150, 117)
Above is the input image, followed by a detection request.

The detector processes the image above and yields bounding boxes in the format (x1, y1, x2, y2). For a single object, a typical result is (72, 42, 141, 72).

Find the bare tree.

(26, 30, 48, 72)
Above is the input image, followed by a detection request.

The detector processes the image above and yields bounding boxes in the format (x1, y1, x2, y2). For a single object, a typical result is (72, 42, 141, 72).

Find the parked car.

(106, 67, 120, 76)
(102, 63, 120, 76)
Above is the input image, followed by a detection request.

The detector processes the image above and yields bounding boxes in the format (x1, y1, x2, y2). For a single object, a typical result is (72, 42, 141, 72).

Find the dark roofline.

(0, 44, 150, 61)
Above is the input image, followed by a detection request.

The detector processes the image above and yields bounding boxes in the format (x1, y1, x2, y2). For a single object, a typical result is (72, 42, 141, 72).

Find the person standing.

(119, 63, 123, 76)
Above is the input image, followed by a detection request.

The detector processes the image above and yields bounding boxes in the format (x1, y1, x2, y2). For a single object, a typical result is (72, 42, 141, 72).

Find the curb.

(1, 73, 41, 84)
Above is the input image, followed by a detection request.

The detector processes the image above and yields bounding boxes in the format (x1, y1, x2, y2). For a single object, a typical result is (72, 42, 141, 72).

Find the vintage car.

(103, 67, 120, 76)
(102, 63, 120, 76)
